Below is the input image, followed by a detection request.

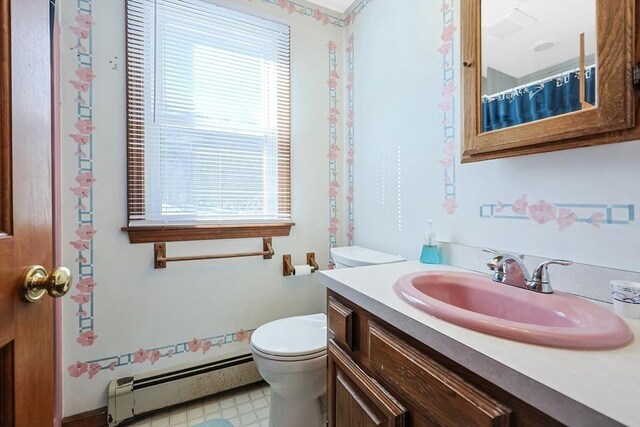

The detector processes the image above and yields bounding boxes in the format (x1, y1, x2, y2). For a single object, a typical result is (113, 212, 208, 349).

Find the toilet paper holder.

(283, 253, 319, 276)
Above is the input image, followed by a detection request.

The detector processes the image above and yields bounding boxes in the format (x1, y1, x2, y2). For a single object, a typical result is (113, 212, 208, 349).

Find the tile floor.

(127, 382, 271, 427)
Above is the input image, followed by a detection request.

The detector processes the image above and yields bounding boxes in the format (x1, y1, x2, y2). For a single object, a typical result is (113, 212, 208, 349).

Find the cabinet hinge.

(633, 63, 640, 87)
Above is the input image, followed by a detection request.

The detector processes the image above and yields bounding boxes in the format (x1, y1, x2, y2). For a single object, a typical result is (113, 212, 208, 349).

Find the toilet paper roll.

(294, 264, 312, 276)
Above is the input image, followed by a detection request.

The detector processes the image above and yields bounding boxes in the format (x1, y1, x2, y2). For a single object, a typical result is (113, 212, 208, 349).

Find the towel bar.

(154, 237, 274, 269)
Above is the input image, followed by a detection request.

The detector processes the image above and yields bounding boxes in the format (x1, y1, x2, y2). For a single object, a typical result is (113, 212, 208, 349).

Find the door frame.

(52, 0, 63, 424)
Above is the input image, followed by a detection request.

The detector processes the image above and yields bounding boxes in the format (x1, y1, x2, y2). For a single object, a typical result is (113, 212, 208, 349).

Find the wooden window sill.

(121, 222, 294, 244)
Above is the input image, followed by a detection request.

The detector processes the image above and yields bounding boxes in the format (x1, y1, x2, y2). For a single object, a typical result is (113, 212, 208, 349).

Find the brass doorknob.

(20, 265, 72, 303)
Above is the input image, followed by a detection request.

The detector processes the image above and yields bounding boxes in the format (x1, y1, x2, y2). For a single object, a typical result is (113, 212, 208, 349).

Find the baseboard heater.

(107, 352, 262, 426)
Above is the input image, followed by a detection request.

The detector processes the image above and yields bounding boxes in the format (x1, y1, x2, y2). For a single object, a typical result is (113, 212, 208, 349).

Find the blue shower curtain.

(482, 68, 596, 132)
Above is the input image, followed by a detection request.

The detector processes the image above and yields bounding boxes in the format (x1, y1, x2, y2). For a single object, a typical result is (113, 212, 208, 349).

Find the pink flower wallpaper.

(68, 5, 98, 348)
(438, 1, 458, 215)
(327, 40, 340, 268)
(482, 194, 634, 230)
(346, 33, 355, 245)
(265, 0, 371, 27)
(67, 329, 254, 379)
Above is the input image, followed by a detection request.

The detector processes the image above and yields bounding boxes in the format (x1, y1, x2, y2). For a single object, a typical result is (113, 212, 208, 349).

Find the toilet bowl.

(251, 314, 327, 427)
(251, 246, 406, 427)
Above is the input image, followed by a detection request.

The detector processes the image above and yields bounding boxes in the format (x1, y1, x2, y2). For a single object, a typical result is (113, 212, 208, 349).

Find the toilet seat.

(251, 344, 326, 362)
(251, 313, 327, 358)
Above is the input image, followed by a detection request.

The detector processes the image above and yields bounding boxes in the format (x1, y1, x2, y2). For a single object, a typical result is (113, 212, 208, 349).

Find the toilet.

(251, 314, 327, 427)
(331, 245, 406, 269)
(250, 246, 405, 427)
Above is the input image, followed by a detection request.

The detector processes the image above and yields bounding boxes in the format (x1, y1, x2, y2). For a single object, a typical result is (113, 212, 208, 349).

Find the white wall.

(59, 0, 640, 415)
(59, 0, 344, 415)
(347, 0, 640, 272)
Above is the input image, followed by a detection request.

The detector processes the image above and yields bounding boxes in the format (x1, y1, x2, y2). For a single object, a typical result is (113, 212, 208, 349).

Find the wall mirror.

(462, 0, 638, 162)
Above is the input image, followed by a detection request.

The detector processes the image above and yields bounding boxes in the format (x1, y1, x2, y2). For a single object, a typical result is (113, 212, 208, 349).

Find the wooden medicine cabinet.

(462, 0, 639, 162)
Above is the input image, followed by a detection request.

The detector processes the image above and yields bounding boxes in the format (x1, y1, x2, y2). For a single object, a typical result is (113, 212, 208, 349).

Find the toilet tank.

(330, 246, 405, 269)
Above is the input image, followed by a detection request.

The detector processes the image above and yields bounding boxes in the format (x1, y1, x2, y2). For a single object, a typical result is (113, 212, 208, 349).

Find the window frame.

(123, 0, 293, 243)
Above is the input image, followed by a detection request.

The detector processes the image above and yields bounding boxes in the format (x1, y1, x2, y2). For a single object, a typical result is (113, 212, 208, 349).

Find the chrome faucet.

(483, 249, 572, 294)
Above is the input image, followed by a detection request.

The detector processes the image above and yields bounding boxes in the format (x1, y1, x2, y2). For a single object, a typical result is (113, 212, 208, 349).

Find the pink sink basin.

(394, 271, 633, 349)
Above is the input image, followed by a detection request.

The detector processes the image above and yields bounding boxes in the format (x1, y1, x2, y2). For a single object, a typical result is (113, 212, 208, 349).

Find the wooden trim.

(578, 33, 593, 110)
(462, 0, 638, 163)
(0, 341, 14, 427)
(124, 0, 145, 220)
(122, 222, 294, 243)
(0, 0, 12, 236)
(277, 28, 291, 218)
(61, 407, 107, 427)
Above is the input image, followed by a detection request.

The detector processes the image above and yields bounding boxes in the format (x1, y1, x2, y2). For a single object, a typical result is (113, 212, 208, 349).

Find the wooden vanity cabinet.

(327, 291, 563, 427)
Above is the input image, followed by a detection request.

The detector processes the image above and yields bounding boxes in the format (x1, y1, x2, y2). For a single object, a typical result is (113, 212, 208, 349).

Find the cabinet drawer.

(328, 297, 354, 351)
(368, 322, 511, 427)
(329, 340, 406, 427)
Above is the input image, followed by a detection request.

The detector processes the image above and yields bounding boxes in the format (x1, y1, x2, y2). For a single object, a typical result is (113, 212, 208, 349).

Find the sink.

(394, 271, 633, 349)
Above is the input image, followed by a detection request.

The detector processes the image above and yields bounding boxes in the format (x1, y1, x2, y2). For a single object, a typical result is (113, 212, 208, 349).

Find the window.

(124, 0, 292, 242)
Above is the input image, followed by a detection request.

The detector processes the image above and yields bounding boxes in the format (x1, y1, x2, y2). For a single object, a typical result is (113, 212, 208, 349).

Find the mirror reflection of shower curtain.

(482, 67, 596, 133)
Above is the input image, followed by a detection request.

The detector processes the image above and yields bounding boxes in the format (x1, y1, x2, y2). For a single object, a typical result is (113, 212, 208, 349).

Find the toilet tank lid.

(330, 246, 405, 266)
(251, 313, 327, 357)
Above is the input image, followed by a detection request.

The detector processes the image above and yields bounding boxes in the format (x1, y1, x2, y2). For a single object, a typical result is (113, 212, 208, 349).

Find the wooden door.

(1, 0, 59, 425)
(328, 340, 406, 427)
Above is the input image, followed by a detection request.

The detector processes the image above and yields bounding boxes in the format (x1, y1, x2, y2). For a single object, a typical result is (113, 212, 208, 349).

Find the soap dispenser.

(420, 220, 442, 264)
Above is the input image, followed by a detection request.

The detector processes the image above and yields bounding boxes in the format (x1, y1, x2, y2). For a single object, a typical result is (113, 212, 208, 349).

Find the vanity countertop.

(318, 260, 640, 427)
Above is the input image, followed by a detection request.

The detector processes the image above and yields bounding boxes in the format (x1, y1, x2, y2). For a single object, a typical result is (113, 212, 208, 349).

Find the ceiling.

(482, 0, 596, 79)
(306, 0, 354, 13)
(305, 0, 596, 80)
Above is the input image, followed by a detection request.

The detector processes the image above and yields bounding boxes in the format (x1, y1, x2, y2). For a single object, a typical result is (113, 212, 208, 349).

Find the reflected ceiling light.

(486, 8, 537, 39)
(532, 40, 556, 52)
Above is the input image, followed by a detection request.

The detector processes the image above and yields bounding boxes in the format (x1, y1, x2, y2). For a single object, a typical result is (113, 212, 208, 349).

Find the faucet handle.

(539, 259, 572, 266)
(528, 259, 572, 293)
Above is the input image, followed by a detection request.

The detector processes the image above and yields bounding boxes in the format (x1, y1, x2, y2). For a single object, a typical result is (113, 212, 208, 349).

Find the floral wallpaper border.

(480, 196, 636, 230)
(68, 329, 254, 379)
(344, 0, 372, 26)
(438, 0, 458, 215)
(262, 0, 344, 25)
(259, 0, 372, 27)
(68, 0, 98, 346)
(327, 40, 340, 268)
(346, 33, 355, 245)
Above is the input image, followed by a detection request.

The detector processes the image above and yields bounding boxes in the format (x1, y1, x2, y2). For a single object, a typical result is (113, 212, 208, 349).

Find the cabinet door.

(368, 322, 511, 427)
(328, 340, 406, 427)
(328, 296, 354, 351)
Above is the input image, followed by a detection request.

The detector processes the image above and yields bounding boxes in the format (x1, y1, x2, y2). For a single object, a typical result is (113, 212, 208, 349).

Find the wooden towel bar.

(154, 237, 274, 269)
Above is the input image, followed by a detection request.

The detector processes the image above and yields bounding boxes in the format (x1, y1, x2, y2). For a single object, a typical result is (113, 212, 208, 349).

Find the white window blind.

(126, 0, 291, 226)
